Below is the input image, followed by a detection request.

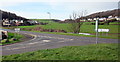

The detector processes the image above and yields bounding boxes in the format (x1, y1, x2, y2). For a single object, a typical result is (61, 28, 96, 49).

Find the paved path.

(1, 30, 118, 56)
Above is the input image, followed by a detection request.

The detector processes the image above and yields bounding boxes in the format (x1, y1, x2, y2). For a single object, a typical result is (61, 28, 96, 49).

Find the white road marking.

(6, 47, 26, 50)
(24, 33, 37, 41)
(42, 40, 51, 42)
(59, 41, 65, 42)
(28, 42, 39, 45)
(38, 35, 74, 41)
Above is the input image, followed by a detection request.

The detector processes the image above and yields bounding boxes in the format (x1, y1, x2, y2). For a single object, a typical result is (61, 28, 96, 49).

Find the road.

(1, 29, 118, 56)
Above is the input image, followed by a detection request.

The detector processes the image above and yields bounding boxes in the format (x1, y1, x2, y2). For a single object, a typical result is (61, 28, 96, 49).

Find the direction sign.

(98, 29, 109, 32)
(14, 28, 20, 32)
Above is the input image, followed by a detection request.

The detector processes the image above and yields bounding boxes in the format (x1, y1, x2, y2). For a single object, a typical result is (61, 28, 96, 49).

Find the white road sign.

(98, 29, 109, 32)
(14, 28, 20, 32)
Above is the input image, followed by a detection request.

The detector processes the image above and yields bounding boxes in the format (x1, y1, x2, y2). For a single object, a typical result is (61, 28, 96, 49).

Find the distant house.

(27, 20, 39, 25)
(2, 19, 11, 27)
(115, 16, 120, 21)
(87, 18, 93, 21)
(2, 19, 39, 27)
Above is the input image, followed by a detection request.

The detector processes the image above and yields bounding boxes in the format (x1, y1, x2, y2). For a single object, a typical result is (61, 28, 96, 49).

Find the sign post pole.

(0, 10, 2, 61)
(95, 19, 99, 44)
(0, 30, 2, 41)
(14, 28, 20, 39)
(0, 10, 2, 41)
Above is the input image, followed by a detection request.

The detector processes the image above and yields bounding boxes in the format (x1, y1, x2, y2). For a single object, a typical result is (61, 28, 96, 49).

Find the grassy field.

(0, 32, 23, 45)
(19, 19, 119, 33)
(17, 19, 119, 39)
(2, 43, 118, 60)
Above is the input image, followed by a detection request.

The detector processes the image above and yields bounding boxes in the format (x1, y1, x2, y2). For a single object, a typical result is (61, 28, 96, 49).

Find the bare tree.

(69, 11, 84, 33)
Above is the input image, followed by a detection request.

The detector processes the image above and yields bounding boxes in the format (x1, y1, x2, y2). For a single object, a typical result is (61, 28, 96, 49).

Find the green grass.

(109, 22, 120, 25)
(31, 19, 54, 23)
(41, 22, 70, 32)
(0, 32, 24, 45)
(80, 24, 119, 33)
(19, 24, 119, 33)
(19, 19, 119, 33)
(2, 19, 116, 39)
(18, 25, 40, 28)
(17, 19, 119, 39)
(2, 43, 118, 60)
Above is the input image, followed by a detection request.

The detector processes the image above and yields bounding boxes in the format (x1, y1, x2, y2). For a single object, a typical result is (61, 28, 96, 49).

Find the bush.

(9, 38, 17, 41)
(2, 34, 7, 40)
(6, 39, 9, 43)
(1, 39, 7, 43)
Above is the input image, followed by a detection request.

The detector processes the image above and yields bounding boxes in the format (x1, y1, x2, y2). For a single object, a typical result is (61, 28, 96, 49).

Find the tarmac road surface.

(1, 29, 118, 56)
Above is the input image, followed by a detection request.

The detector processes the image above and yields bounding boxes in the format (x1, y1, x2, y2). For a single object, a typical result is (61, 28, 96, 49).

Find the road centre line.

(38, 35, 74, 41)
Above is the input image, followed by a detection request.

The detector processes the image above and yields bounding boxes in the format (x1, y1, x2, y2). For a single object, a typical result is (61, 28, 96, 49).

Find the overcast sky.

(0, 0, 119, 20)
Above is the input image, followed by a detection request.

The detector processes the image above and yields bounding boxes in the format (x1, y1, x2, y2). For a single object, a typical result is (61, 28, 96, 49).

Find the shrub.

(9, 38, 13, 42)
(1, 39, 7, 43)
(10, 38, 17, 41)
(5, 39, 9, 43)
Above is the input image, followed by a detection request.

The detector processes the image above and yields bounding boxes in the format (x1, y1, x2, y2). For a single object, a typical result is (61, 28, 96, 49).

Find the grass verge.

(2, 43, 118, 60)
(31, 31, 118, 39)
(0, 32, 24, 45)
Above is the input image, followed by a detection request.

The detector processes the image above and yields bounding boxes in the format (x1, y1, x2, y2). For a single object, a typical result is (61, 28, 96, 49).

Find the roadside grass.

(0, 32, 24, 45)
(2, 43, 118, 60)
(31, 31, 118, 39)
(32, 31, 95, 37)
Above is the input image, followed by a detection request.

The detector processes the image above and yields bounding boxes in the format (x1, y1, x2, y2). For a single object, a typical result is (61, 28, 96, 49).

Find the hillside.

(86, 9, 120, 19)
(0, 10, 28, 20)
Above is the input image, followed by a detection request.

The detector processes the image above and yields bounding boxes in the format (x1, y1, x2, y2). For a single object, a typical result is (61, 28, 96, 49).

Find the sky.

(0, 0, 119, 20)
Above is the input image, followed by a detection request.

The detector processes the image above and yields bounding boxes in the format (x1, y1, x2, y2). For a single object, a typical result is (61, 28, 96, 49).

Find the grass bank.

(0, 32, 24, 45)
(2, 43, 118, 60)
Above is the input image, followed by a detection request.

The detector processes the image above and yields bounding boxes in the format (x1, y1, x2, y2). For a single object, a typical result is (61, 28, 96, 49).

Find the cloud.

(0, 0, 118, 20)
(0, 0, 119, 7)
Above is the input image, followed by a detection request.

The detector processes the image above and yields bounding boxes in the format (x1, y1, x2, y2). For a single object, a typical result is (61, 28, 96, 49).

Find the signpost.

(14, 28, 20, 38)
(95, 19, 110, 44)
(98, 29, 109, 32)
(95, 19, 99, 44)
(14, 28, 20, 32)
(0, 10, 2, 41)
(0, 30, 2, 41)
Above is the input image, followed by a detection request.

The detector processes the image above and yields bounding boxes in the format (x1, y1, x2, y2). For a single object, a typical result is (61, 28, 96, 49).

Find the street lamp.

(47, 12, 51, 29)
(47, 12, 51, 20)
